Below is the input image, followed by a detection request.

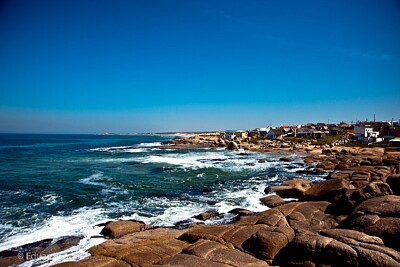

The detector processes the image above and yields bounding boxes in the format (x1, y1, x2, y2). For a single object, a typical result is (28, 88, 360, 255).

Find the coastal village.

(168, 120, 400, 153)
(222, 120, 400, 145)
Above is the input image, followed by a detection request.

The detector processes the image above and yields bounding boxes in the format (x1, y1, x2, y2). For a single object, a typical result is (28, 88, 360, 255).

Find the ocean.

(0, 134, 323, 266)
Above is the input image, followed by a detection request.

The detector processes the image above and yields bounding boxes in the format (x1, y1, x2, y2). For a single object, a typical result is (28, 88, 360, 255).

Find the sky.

(1, 0, 399, 133)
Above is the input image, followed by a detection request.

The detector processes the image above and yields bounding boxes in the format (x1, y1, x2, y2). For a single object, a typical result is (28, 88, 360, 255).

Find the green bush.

(311, 135, 342, 146)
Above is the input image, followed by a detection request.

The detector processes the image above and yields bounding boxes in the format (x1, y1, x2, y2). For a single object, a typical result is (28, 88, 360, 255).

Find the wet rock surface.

(100, 220, 149, 238)
(0, 235, 83, 267)
(194, 211, 220, 221)
(259, 194, 285, 207)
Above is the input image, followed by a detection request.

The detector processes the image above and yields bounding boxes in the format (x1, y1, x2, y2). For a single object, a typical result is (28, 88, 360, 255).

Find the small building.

(313, 130, 326, 139)
(223, 130, 248, 140)
(267, 128, 285, 140)
(328, 126, 345, 135)
(280, 126, 294, 137)
(258, 127, 270, 137)
(235, 130, 249, 139)
(295, 127, 314, 138)
(354, 124, 380, 143)
(338, 122, 350, 129)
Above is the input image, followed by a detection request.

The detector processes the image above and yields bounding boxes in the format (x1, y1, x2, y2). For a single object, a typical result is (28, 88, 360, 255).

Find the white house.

(354, 124, 380, 143)
(223, 130, 248, 140)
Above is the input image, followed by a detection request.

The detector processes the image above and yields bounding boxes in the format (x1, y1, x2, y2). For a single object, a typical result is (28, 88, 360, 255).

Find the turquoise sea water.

(0, 134, 322, 266)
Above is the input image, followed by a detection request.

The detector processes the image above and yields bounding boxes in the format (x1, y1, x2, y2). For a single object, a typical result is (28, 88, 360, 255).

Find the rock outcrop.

(100, 220, 148, 238)
(227, 141, 239, 150)
(0, 235, 83, 267)
(328, 182, 393, 214)
(48, 148, 400, 267)
(157, 239, 269, 267)
(194, 211, 220, 221)
(266, 178, 313, 199)
(259, 194, 285, 207)
(56, 228, 189, 267)
(340, 195, 400, 250)
(302, 178, 355, 202)
(274, 229, 400, 267)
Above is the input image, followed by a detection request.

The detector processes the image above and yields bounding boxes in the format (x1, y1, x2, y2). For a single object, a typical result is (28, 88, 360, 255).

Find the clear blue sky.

(1, 0, 399, 133)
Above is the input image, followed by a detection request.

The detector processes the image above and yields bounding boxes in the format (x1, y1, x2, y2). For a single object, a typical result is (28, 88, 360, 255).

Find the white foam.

(136, 142, 163, 147)
(19, 236, 104, 267)
(122, 148, 147, 153)
(146, 204, 205, 226)
(119, 198, 208, 227)
(0, 207, 107, 253)
(0, 223, 13, 231)
(141, 151, 277, 172)
(267, 175, 280, 182)
(79, 172, 107, 187)
(90, 146, 133, 152)
(40, 194, 60, 206)
(142, 154, 212, 169)
(215, 181, 269, 213)
(95, 158, 137, 163)
(91, 146, 149, 153)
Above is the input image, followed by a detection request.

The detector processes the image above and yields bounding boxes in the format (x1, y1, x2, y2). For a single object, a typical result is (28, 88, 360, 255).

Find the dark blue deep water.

(0, 134, 322, 266)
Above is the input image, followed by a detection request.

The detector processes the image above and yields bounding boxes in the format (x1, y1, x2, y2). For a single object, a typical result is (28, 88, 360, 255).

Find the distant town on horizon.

(99, 117, 400, 146)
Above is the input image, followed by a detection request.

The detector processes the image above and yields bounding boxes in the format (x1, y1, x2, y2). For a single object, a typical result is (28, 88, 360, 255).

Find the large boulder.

(180, 224, 273, 252)
(100, 220, 148, 238)
(240, 201, 337, 233)
(0, 236, 82, 267)
(316, 161, 337, 171)
(340, 195, 400, 250)
(227, 141, 239, 150)
(279, 157, 293, 162)
(260, 195, 285, 207)
(328, 182, 393, 215)
(54, 255, 131, 267)
(328, 170, 354, 180)
(274, 229, 400, 267)
(228, 208, 255, 216)
(179, 220, 293, 264)
(383, 158, 400, 166)
(194, 211, 219, 221)
(171, 239, 270, 267)
(279, 202, 337, 232)
(281, 178, 313, 192)
(266, 185, 305, 199)
(243, 225, 294, 264)
(217, 139, 226, 147)
(354, 195, 400, 217)
(302, 178, 355, 202)
(67, 228, 190, 267)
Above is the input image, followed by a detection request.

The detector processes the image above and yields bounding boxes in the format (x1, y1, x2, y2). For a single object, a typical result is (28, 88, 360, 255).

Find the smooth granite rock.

(260, 194, 285, 207)
(100, 220, 148, 238)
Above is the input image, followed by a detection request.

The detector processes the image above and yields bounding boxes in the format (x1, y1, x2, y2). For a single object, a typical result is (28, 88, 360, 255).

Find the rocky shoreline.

(2, 134, 400, 266)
